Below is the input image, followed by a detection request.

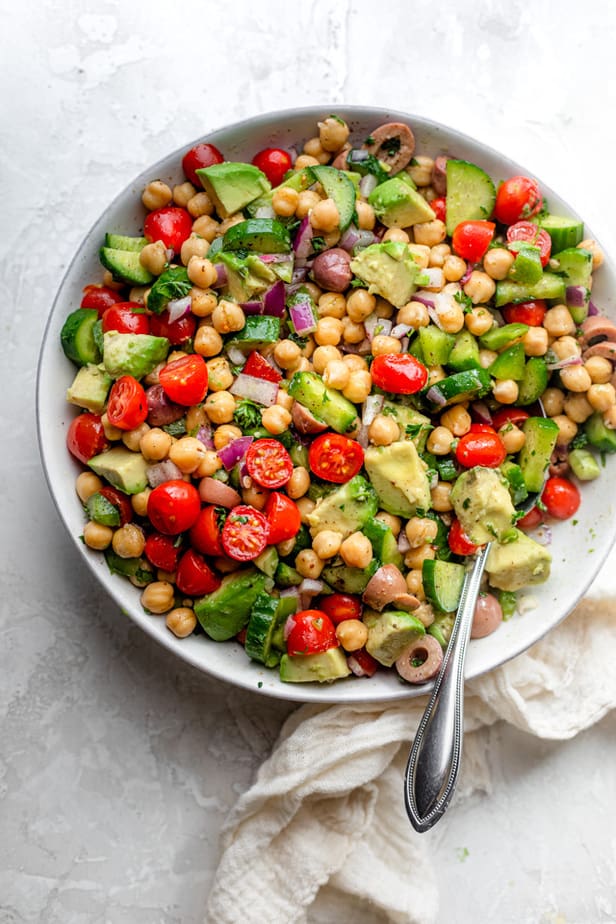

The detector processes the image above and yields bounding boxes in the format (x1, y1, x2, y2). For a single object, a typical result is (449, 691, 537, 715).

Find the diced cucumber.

(274, 562, 303, 587)
(488, 342, 526, 380)
(226, 315, 281, 351)
(104, 549, 153, 584)
(534, 214, 584, 253)
(498, 590, 517, 620)
(288, 371, 359, 434)
(310, 165, 356, 232)
(60, 308, 101, 366)
(494, 273, 566, 307)
(568, 448, 601, 481)
(517, 357, 549, 406)
(508, 244, 543, 286)
(500, 460, 529, 507)
(254, 546, 279, 578)
(585, 413, 616, 452)
(104, 233, 148, 252)
(518, 416, 559, 492)
(445, 159, 496, 235)
(551, 247, 593, 323)
(428, 612, 455, 647)
(422, 559, 466, 613)
(435, 457, 458, 482)
(418, 325, 454, 366)
(425, 368, 491, 406)
(447, 330, 481, 372)
(362, 518, 403, 569)
(222, 218, 292, 253)
(99, 247, 154, 285)
(321, 558, 378, 594)
(245, 593, 296, 668)
(479, 323, 528, 351)
(85, 492, 121, 527)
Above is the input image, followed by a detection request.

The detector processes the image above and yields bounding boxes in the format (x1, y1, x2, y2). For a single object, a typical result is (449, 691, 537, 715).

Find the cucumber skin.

(288, 371, 359, 434)
(535, 215, 584, 253)
(422, 559, 465, 613)
(99, 247, 154, 286)
(60, 308, 101, 366)
(445, 159, 496, 235)
(585, 413, 616, 452)
(517, 357, 549, 406)
(494, 273, 566, 307)
(518, 417, 559, 492)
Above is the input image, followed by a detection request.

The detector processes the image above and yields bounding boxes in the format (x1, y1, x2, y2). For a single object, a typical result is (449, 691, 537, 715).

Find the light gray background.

(3, 1, 616, 921)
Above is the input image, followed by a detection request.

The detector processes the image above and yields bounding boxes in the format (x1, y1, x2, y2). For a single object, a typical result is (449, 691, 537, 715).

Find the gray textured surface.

(3, 1, 616, 921)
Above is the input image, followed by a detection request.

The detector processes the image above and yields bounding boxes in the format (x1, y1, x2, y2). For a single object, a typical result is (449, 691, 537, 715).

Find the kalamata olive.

(146, 384, 185, 426)
(432, 154, 449, 195)
(363, 564, 408, 611)
(471, 593, 503, 639)
(312, 248, 352, 292)
(291, 401, 328, 435)
(395, 635, 443, 683)
(364, 122, 415, 175)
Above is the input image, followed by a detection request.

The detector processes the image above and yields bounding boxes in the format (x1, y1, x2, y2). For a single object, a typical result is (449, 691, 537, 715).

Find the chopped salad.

(61, 113, 615, 685)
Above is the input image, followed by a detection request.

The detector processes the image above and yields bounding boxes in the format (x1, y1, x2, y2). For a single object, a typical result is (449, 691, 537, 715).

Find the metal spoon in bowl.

(404, 403, 549, 833)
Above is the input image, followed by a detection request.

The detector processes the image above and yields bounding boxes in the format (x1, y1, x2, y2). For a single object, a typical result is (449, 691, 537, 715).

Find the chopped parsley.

(454, 290, 474, 312)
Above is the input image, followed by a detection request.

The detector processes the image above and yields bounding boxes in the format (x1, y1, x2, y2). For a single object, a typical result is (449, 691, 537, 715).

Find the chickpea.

(295, 548, 324, 578)
(141, 581, 175, 615)
(492, 379, 519, 405)
(310, 198, 340, 233)
(128, 286, 149, 305)
(271, 340, 300, 372)
(187, 255, 217, 289)
(303, 136, 330, 163)
(543, 387, 566, 417)
(543, 305, 576, 338)
(478, 349, 498, 369)
(463, 271, 496, 305)
(193, 323, 222, 358)
(563, 393, 594, 423)
(559, 365, 592, 393)
(287, 466, 310, 499)
(372, 335, 403, 356)
(431, 481, 453, 512)
(190, 288, 217, 319)
(120, 422, 149, 453)
(276, 388, 294, 411)
(442, 254, 467, 282)
(83, 520, 113, 550)
(241, 483, 270, 510)
(214, 424, 242, 450)
(406, 569, 425, 600)
(303, 281, 322, 303)
(204, 391, 235, 424)
(75, 471, 103, 504)
(314, 316, 343, 346)
(465, 307, 494, 337)
(397, 301, 430, 329)
(369, 414, 400, 446)
(407, 155, 434, 187)
(142, 180, 172, 211)
(343, 354, 368, 372)
(603, 406, 616, 428)
(261, 405, 292, 435)
(196, 449, 222, 478)
(499, 423, 526, 453)
(289, 357, 313, 376)
(523, 326, 549, 357)
(336, 619, 368, 652)
(587, 383, 616, 412)
(323, 360, 350, 390)
(138, 240, 168, 276)
(436, 304, 465, 334)
(341, 317, 366, 344)
(317, 292, 346, 319)
(427, 425, 454, 455)
(342, 370, 372, 403)
(137, 427, 169, 462)
(346, 288, 376, 323)
(112, 523, 145, 559)
(312, 530, 343, 560)
(482, 248, 514, 280)
(318, 116, 350, 152)
(296, 189, 321, 218)
(550, 336, 580, 361)
(584, 355, 613, 384)
(405, 517, 439, 549)
(312, 345, 342, 374)
(102, 270, 123, 291)
(212, 299, 245, 334)
(173, 181, 196, 207)
(180, 234, 210, 266)
(356, 200, 376, 230)
(552, 414, 578, 446)
(186, 191, 214, 218)
(404, 544, 436, 570)
(578, 238, 604, 270)
(429, 242, 452, 268)
(383, 228, 410, 244)
(438, 407, 469, 438)
(169, 436, 206, 473)
(296, 496, 316, 524)
(413, 219, 446, 247)
(192, 214, 219, 242)
(375, 512, 401, 536)
(166, 607, 197, 638)
(426, 365, 446, 387)
(339, 532, 373, 569)
(272, 186, 299, 217)
(131, 489, 151, 517)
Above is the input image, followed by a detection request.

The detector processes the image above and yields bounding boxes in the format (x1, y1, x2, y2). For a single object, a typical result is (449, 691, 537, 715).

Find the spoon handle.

(404, 544, 491, 833)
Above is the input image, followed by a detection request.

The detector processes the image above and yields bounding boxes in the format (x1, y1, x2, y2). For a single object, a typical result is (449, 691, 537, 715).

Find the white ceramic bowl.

(37, 106, 616, 703)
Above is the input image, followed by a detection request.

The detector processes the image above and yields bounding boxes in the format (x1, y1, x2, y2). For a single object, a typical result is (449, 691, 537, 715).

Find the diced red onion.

(217, 435, 254, 470)
(422, 267, 445, 289)
(397, 530, 411, 553)
(289, 299, 317, 335)
(290, 267, 308, 286)
(391, 323, 412, 339)
(357, 425, 370, 449)
(588, 300, 600, 316)
(566, 285, 588, 308)
(470, 401, 493, 425)
(401, 336, 409, 351)
(362, 394, 384, 427)
(533, 525, 553, 547)
(214, 264, 227, 286)
(254, 204, 276, 219)
(364, 313, 392, 342)
(298, 578, 324, 597)
(198, 477, 241, 508)
(259, 253, 291, 265)
(196, 424, 215, 449)
(347, 654, 372, 677)
(412, 292, 436, 309)
(339, 226, 361, 252)
(426, 385, 447, 406)
(147, 460, 183, 488)
(240, 300, 266, 315)
(263, 279, 286, 316)
(230, 373, 279, 406)
(460, 263, 474, 285)
(166, 295, 192, 324)
(283, 610, 298, 639)
(293, 216, 313, 265)
(165, 248, 174, 262)
(226, 346, 247, 367)
(357, 338, 372, 355)
(546, 354, 583, 371)
(359, 174, 378, 197)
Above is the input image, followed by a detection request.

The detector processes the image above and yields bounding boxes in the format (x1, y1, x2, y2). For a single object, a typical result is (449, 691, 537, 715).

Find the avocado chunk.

(88, 447, 149, 495)
(66, 364, 112, 413)
(381, 400, 432, 452)
(350, 241, 428, 308)
(194, 569, 269, 641)
(364, 441, 431, 518)
(362, 517, 403, 569)
(368, 176, 436, 228)
(196, 162, 271, 218)
(450, 467, 516, 545)
(103, 331, 169, 380)
(307, 474, 378, 538)
(218, 251, 278, 302)
(486, 530, 551, 591)
(320, 557, 378, 594)
(364, 608, 425, 667)
(279, 647, 351, 683)
(222, 218, 292, 253)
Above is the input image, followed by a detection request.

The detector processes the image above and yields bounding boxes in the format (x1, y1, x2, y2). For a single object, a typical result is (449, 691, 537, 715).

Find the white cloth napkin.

(206, 598, 616, 924)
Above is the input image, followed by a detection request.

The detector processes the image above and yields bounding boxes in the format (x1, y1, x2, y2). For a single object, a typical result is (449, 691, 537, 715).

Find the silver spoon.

(404, 407, 547, 833)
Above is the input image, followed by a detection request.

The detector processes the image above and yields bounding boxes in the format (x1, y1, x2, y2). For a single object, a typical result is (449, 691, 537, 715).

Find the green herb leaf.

(147, 266, 192, 315)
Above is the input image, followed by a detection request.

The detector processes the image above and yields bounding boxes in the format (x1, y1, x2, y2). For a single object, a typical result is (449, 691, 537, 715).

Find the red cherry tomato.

(491, 407, 530, 430)
(431, 197, 446, 223)
(102, 302, 151, 335)
(308, 433, 364, 484)
(99, 486, 133, 525)
(286, 609, 338, 656)
(517, 506, 544, 530)
(502, 300, 547, 327)
(106, 375, 148, 430)
(81, 285, 123, 315)
(264, 492, 301, 545)
(246, 439, 293, 489)
(469, 423, 496, 434)
(455, 431, 507, 468)
(159, 354, 208, 406)
(243, 350, 282, 383)
(506, 221, 551, 267)
(189, 506, 226, 557)
(448, 518, 479, 556)
(251, 147, 292, 187)
(175, 548, 221, 596)
(347, 647, 379, 677)
(147, 480, 201, 535)
(494, 176, 543, 225)
(370, 353, 428, 395)
(221, 505, 269, 561)
(144, 532, 182, 572)
(144, 207, 192, 254)
(451, 220, 496, 262)
(541, 477, 581, 520)
(182, 142, 224, 186)
(66, 413, 108, 463)
(319, 593, 362, 625)
(149, 309, 196, 345)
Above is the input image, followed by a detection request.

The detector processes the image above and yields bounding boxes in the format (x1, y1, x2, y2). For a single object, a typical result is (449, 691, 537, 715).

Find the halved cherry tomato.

(150, 309, 196, 345)
(308, 433, 364, 484)
(319, 593, 362, 625)
(81, 285, 123, 315)
(494, 176, 543, 225)
(469, 423, 496, 434)
(222, 505, 269, 561)
(251, 147, 292, 187)
(243, 350, 282, 383)
(286, 609, 338, 656)
(347, 647, 379, 677)
(264, 492, 301, 544)
(106, 375, 148, 430)
(541, 477, 581, 520)
(451, 220, 495, 262)
(66, 413, 108, 463)
(182, 142, 224, 186)
(189, 506, 225, 557)
(147, 481, 201, 535)
(175, 548, 221, 596)
(506, 221, 551, 267)
(144, 532, 182, 572)
(102, 302, 151, 335)
(431, 197, 446, 223)
(370, 353, 428, 395)
(491, 407, 530, 430)
(455, 431, 507, 468)
(99, 486, 133, 525)
(517, 506, 544, 530)
(246, 439, 293, 489)
(502, 299, 547, 327)
(144, 206, 192, 253)
(159, 354, 208, 406)
(448, 518, 479, 556)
